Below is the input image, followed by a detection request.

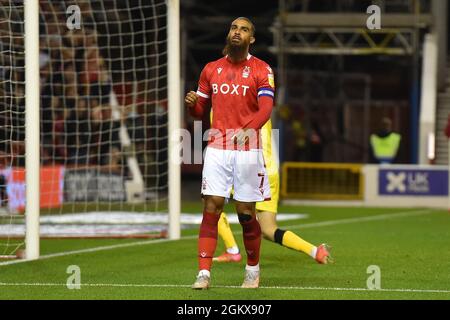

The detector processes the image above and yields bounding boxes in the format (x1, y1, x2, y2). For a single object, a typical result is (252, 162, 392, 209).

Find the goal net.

(1, 0, 26, 258)
(1, 0, 172, 258)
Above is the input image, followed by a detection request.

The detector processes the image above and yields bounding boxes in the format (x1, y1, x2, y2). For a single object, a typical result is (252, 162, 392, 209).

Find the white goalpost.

(0, 0, 181, 260)
(167, 0, 181, 240)
(24, 0, 40, 260)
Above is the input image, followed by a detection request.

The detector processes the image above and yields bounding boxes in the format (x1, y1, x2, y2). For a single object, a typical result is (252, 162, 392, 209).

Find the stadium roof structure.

(269, 13, 433, 56)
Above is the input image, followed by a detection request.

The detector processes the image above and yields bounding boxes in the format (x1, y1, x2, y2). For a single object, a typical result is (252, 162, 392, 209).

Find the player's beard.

(222, 36, 249, 59)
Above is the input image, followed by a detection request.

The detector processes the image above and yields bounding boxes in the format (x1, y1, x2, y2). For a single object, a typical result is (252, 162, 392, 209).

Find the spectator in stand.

(65, 98, 92, 166)
(90, 101, 121, 170)
(9, 71, 25, 167)
(65, 27, 87, 76)
(40, 43, 55, 165)
(308, 120, 326, 162)
(62, 61, 78, 111)
(51, 96, 68, 163)
(369, 117, 402, 164)
(41, 96, 67, 165)
(0, 151, 8, 210)
(80, 30, 112, 106)
(76, 0, 96, 29)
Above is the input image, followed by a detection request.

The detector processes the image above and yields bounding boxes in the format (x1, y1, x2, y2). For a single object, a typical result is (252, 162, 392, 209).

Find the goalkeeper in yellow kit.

(213, 119, 332, 264)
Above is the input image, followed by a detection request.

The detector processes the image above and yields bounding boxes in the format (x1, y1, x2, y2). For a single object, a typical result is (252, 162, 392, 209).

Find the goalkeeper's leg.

(257, 210, 332, 264)
(257, 157, 332, 264)
(213, 212, 242, 263)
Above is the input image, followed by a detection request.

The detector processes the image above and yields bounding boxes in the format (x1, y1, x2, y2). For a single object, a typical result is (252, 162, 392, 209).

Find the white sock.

(245, 264, 260, 272)
(226, 246, 239, 255)
(198, 269, 210, 278)
(311, 246, 318, 259)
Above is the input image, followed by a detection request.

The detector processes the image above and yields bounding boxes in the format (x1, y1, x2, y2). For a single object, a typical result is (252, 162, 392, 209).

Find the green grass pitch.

(0, 203, 449, 300)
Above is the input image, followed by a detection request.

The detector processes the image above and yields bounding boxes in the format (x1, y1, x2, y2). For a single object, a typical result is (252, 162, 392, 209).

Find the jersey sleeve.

(196, 63, 212, 99)
(245, 62, 275, 130)
(188, 64, 211, 119)
(256, 63, 275, 100)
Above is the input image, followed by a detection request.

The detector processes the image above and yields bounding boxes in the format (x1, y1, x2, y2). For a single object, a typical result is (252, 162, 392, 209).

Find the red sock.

(198, 210, 220, 271)
(239, 214, 261, 266)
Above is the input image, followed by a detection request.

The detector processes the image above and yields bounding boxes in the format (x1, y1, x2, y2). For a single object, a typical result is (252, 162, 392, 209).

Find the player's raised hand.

(184, 91, 198, 109)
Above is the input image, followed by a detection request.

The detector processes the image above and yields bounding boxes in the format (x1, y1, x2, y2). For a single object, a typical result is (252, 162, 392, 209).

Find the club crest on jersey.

(217, 68, 222, 74)
(268, 73, 275, 88)
(242, 66, 250, 78)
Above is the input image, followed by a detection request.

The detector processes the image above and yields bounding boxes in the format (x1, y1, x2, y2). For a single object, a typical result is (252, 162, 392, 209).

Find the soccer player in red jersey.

(185, 17, 274, 289)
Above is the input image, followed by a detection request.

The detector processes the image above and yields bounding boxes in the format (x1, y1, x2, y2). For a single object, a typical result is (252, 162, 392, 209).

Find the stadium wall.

(282, 163, 448, 209)
(2, 163, 448, 211)
(0, 166, 127, 212)
(363, 164, 447, 208)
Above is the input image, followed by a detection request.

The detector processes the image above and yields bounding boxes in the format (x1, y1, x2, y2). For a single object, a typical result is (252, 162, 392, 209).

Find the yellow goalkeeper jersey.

(257, 119, 279, 213)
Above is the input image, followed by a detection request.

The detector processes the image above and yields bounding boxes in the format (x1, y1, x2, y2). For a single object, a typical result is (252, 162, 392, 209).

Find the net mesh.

(0, 0, 169, 254)
(1, 0, 26, 258)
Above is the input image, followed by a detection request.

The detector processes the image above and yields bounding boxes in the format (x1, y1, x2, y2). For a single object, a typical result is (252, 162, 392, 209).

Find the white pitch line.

(0, 209, 434, 267)
(0, 236, 196, 267)
(0, 282, 449, 295)
(285, 209, 433, 230)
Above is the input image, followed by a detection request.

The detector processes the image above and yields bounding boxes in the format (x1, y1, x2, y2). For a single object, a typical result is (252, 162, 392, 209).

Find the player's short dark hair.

(233, 17, 255, 36)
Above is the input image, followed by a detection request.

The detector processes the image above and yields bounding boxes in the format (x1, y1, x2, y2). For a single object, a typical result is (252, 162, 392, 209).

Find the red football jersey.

(196, 54, 275, 150)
